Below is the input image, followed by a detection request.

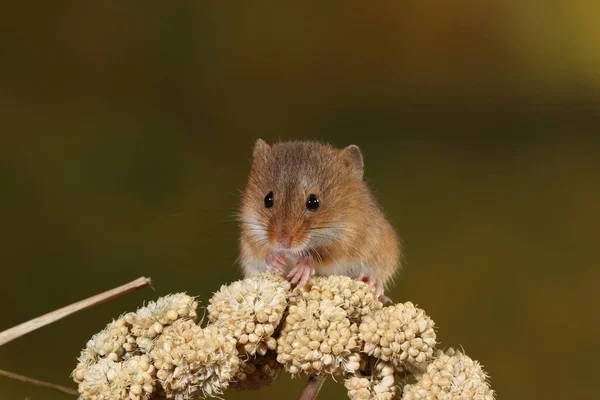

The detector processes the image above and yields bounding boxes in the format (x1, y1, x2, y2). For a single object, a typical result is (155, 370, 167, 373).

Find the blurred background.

(1, 2, 598, 399)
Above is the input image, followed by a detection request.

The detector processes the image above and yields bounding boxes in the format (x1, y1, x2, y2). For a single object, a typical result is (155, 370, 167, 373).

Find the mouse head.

(240, 139, 370, 258)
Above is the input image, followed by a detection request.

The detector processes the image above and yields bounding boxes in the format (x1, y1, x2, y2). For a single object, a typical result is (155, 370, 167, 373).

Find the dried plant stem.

(0, 276, 152, 347)
(298, 375, 326, 400)
(0, 368, 78, 396)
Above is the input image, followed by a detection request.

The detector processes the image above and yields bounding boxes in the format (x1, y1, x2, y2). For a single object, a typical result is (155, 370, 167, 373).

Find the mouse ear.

(253, 138, 271, 159)
(341, 144, 364, 178)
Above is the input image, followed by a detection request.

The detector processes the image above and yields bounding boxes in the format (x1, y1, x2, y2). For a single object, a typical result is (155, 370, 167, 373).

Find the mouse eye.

(306, 194, 320, 211)
(264, 191, 274, 208)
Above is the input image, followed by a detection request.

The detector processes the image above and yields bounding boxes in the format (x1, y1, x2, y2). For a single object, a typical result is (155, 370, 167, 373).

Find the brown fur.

(239, 139, 401, 290)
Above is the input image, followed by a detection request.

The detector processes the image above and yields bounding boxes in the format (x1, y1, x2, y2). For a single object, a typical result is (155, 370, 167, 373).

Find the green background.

(1, 2, 598, 399)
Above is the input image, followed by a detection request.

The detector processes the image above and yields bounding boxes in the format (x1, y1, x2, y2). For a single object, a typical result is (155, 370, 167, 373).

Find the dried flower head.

(208, 273, 290, 356)
(359, 302, 436, 372)
(150, 319, 239, 399)
(296, 276, 382, 321)
(76, 355, 156, 400)
(124, 293, 198, 353)
(345, 360, 396, 400)
(402, 348, 495, 400)
(277, 277, 363, 376)
(231, 351, 281, 391)
(73, 274, 494, 400)
(73, 317, 134, 384)
(73, 292, 198, 388)
(88, 318, 131, 360)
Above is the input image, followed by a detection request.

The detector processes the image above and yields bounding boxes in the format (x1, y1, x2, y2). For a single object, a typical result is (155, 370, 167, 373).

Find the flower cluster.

(72, 293, 198, 400)
(76, 355, 157, 400)
(359, 302, 436, 373)
(301, 276, 383, 320)
(73, 273, 495, 400)
(231, 352, 281, 391)
(402, 348, 495, 400)
(150, 320, 239, 399)
(207, 273, 289, 356)
(276, 276, 364, 375)
(345, 361, 396, 400)
(125, 293, 198, 353)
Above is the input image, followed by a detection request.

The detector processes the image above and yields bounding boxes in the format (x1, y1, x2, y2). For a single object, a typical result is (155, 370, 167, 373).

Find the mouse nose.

(276, 226, 293, 248)
(277, 233, 292, 248)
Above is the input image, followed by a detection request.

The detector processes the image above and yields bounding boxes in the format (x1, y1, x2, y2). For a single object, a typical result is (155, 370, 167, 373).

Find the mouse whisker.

(242, 237, 263, 247)
(312, 248, 324, 265)
(241, 227, 268, 233)
(243, 233, 268, 247)
(311, 226, 356, 234)
(244, 233, 267, 241)
(244, 231, 267, 239)
(316, 245, 336, 268)
(221, 220, 243, 225)
(311, 222, 360, 230)
(304, 248, 316, 265)
(244, 239, 268, 252)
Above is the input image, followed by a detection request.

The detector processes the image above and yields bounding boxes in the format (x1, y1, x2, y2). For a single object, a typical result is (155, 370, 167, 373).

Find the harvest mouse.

(238, 139, 401, 300)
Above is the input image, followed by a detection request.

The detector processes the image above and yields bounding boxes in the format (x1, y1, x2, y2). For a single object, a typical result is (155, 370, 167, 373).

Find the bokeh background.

(1, 2, 599, 399)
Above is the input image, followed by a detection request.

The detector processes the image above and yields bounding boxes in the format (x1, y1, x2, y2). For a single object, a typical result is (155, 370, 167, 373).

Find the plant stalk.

(298, 374, 326, 400)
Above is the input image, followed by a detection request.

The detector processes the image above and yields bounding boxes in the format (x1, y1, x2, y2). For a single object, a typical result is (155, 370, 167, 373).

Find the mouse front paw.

(265, 251, 288, 274)
(287, 259, 315, 288)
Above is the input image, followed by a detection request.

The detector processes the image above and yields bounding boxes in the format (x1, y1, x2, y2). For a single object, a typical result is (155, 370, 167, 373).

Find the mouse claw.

(378, 294, 392, 304)
(287, 260, 315, 288)
(357, 274, 388, 302)
(266, 251, 287, 274)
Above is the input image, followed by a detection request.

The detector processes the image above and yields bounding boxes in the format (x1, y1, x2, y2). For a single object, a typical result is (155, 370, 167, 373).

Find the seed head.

(345, 360, 396, 400)
(125, 293, 198, 353)
(150, 319, 239, 399)
(231, 351, 281, 391)
(277, 276, 363, 376)
(76, 355, 156, 400)
(359, 302, 436, 372)
(401, 348, 495, 400)
(296, 276, 382, 321)
(208, 273, 290, 356)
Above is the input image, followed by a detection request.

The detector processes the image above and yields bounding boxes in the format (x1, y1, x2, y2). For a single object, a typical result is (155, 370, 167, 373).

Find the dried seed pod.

(345, 360, 396, 400)
(73, 293, 198, 391)
(297, 276, 383, 321)
(73, 317, 134, 383)
(76, 355, 157, 400)
(277, 278, 362, 376)
(73, 274, 495, 400)
(402, 348, 495, 400)
(359, 302, 436, 372)
(125, 293, 198, 353)
(231, 351, 281, 391)
(208, 273, 290, 356)
(150, 319, 239, 399)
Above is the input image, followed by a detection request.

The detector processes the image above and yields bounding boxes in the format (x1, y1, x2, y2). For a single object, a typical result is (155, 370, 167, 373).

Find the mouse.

(238, 139, 401, 301)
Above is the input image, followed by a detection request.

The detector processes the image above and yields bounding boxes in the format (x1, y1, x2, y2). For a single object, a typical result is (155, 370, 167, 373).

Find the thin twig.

(0, 368, 78, 396)
(298, 375, 326, 400)
(0, 276, 152, 347)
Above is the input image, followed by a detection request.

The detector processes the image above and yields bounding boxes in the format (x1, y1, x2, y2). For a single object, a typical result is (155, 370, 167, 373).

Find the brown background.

(1, 2, 598, 399)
